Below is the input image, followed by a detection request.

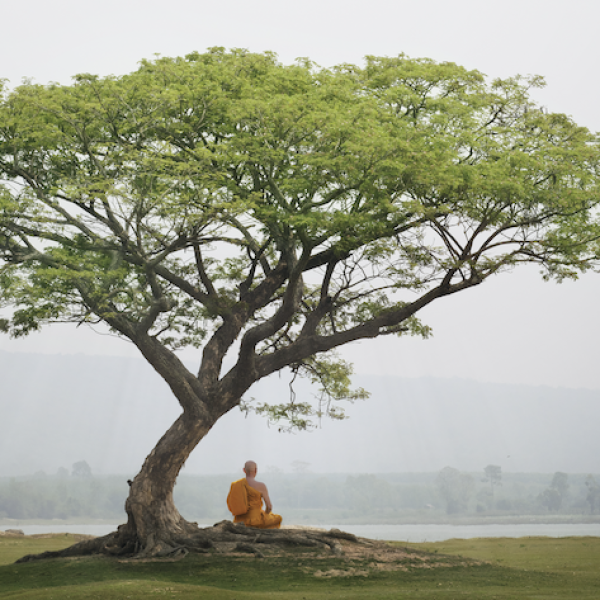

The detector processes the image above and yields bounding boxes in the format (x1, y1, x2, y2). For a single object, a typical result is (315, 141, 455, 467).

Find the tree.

(436, 466, 474, 514)
(585, 475, 600, 514)
(539, 487, 562, 511)
(540, 471, 569, 511)
(2, 49, 600, 557)
(482, 464, 502, 505)
(291, 460, 311, 474)
(551, 471, 569, 500)
(71, 460, 92, 479)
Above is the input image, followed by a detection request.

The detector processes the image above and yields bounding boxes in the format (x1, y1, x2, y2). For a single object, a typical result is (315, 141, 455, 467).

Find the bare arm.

(262, 487, 273, 513)
(253, 481, 273, 512)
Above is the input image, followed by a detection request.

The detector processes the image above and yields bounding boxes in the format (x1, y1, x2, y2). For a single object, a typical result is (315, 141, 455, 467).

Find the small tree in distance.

(585, 475, 600, 514)
(482, 464, 502, 506)
(291, 461, 311, 474)
(540, 471, 570, 511)
(436, 466, 474, 514)
(71, 460, 92, 479)
(1, 49, 600, 557)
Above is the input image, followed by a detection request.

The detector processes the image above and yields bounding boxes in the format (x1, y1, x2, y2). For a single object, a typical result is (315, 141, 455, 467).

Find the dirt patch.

(308, 537, 477, 577)
(200, 526, 481, 577)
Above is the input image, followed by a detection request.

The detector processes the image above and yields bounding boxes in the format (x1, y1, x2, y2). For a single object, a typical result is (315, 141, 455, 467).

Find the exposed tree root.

(15, 531, 118, 563)
(14, 520, 478, 574)
(15, 520, 375, 563)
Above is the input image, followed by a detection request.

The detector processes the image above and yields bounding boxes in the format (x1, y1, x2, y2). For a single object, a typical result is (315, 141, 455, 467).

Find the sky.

(1, 0, 600, 477)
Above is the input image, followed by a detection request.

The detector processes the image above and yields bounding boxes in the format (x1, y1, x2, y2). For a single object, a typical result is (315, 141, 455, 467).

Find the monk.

(228, 460, 282, 529)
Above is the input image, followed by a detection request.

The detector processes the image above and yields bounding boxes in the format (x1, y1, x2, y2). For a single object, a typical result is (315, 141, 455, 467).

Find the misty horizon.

(2, 350, 599, 478)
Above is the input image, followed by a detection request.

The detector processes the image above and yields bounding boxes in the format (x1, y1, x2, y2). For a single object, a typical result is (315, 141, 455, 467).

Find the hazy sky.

(1, 1, 600, 478)
(3, 352, 599, 475)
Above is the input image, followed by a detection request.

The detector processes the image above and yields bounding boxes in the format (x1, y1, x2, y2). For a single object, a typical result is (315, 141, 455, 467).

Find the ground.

(2, 529, 600, 599)
(4, 522, 478, 573)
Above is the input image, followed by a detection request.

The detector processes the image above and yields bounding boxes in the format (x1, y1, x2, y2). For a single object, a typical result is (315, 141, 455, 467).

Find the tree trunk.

(120, 411, 216, 557)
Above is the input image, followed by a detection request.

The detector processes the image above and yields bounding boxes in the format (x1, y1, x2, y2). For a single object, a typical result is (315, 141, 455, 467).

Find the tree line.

(1, 467, 599, 523)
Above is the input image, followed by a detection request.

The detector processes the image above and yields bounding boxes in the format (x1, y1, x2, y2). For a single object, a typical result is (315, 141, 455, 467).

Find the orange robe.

(232, 480, 282, 529)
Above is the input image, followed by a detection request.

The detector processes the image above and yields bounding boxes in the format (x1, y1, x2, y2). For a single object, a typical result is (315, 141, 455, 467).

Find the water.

(5, 523, 600, 542)
(8, 524, 121, 537)
(331, 523, 600, 542)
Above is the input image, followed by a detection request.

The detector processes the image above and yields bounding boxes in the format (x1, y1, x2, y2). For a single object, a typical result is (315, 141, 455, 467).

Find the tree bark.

(121, 411, 217, 557)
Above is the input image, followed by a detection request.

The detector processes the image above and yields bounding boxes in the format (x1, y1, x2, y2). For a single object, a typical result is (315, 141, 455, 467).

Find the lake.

(331, 523, 600, 542)
(7, 522, 600, 542)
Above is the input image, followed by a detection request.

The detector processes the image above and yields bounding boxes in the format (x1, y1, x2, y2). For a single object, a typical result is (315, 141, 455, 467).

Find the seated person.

(227, 460, 282, 529)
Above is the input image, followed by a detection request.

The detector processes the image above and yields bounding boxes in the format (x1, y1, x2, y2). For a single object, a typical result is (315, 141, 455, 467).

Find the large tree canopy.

(1, 49, 599, 557)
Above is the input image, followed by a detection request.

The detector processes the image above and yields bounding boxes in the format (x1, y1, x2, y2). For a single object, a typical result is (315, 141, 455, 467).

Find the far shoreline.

(2, 515, 600, 529)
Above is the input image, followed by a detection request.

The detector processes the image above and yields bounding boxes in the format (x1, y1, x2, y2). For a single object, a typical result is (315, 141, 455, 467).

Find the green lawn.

(1, 534, 599, 599)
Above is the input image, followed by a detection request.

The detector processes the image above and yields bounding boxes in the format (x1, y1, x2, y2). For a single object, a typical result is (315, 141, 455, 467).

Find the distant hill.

(1, 350, 599, 476)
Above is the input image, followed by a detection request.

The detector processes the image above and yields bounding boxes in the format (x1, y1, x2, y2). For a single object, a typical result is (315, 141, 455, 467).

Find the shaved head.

(244, 460, 257, 475)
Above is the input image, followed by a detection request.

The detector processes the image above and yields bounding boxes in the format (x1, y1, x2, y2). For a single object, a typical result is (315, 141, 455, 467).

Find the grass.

(1, 534, 599, 599)
(402, 535, 600, 574)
